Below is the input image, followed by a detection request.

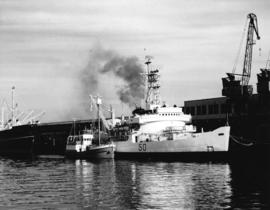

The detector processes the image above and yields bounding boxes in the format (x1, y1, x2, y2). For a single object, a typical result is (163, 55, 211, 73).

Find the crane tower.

(222, 13, 260, 98)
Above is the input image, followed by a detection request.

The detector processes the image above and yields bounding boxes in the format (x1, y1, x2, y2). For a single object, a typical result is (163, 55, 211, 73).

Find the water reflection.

(0, 157, 269, 209)
(229, 159, 270, 209)
(74, 159, 118, 209)
(74, 160, 233, 209)
(113, 161, 232, 209)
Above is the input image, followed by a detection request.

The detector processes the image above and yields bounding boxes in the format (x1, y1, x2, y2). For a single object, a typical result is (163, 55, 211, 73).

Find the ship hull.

(65, 144, 115, 159)
(114, 126, 230, 160)
(0, 136, 34, 156)
(0, 124, 37, 157)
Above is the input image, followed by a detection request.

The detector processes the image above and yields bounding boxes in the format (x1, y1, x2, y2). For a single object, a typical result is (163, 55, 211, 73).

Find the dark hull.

(115, 151, 229, 161)
(0, 124, 38, 157)
(0, 120, 99, 157)
(66, 145, 115, 159)
(0, 136, 34, 157)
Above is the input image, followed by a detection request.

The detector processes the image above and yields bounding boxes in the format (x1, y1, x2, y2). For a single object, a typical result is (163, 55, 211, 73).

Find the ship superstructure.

(128, 56, 195, 135)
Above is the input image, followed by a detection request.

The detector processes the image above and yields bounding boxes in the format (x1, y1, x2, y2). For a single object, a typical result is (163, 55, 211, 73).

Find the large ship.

(183, 13, 270, 156)
(112, 57, 230, 159)
(0, 87, 43, 156)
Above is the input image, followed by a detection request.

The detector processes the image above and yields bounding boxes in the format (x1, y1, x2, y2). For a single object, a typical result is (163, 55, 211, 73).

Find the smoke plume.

(80, 45, 145, 107)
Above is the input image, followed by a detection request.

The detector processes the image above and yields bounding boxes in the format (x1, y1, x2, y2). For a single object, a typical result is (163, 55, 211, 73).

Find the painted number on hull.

(138, 143, 147, 152)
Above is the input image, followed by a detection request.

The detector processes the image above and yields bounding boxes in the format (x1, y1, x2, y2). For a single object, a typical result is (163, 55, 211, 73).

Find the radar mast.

(144, 56, 161, 110)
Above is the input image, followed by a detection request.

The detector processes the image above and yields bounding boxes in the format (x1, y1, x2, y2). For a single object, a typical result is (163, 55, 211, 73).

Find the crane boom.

(222, 13, 260, 98)
(242, 13, 260, 86)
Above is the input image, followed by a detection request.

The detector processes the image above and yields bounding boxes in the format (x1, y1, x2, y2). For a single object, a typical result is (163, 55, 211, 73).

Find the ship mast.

(11, 86, 15, 126)
(96, 96, 102, 146)
(144, 56, 161, 110)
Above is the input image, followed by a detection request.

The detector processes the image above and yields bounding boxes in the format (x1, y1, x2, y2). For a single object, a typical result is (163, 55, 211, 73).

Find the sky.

(0, 0, 270, 122)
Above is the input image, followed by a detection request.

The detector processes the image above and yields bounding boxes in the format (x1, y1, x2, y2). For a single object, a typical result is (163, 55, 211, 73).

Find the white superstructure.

(127, 106, 194, 134)
(66, 130, 94, 153)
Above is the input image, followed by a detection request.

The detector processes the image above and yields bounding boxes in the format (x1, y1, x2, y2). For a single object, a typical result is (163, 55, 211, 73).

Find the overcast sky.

(0, 0, 270, 122)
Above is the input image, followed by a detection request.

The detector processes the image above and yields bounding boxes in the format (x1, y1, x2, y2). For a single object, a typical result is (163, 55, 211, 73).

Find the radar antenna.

(144, 56, 161, 109)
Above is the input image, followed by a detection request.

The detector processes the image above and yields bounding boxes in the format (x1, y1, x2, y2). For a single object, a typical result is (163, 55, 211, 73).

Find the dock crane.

(222, 13, 260, 98)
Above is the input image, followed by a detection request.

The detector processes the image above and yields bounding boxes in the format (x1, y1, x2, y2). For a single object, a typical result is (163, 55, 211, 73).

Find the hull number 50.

(138, 143, 147, 152)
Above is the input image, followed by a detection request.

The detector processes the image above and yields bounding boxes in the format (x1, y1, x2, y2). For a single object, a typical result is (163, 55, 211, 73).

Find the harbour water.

(0, 157, 269, 209)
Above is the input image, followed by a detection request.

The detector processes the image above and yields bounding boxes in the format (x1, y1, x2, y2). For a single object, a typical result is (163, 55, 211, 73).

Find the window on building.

(190, 107, 195, 115)
(208, 104, 213, 114)
(221, 103, 227, 114)
(202, 105, 206, 115)
(196, 106, 201, 115)
(213, 104, 219, 114)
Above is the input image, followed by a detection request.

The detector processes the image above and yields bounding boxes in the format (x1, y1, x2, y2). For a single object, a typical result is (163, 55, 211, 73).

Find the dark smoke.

(101, 56, 145, 106)
(80, 45, 145, 107)
(80, 47, 115, 94)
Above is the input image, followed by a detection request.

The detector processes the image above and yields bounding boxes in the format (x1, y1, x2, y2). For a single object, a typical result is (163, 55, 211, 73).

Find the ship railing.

(67, 136, 76, 145)
(135, 132, 167, 142)
(67, 135, 86, 145)
(80, 129, 93, 135)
